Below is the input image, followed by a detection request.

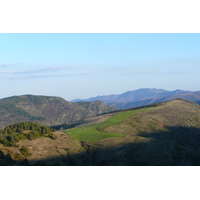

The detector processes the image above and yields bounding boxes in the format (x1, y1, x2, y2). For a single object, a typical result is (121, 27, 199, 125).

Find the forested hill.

(0, 95, 118, 129)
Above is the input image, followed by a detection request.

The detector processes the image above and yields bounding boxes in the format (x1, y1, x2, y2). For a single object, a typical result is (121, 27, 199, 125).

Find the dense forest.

(0, 121, 56, 147)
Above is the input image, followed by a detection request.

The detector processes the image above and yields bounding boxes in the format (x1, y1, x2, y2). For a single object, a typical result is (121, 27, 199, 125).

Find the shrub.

(27, 132, 35, 140)
(20, 146, 31, 157)
(13, 134, 21, 142)
(50, 134, 58, 140)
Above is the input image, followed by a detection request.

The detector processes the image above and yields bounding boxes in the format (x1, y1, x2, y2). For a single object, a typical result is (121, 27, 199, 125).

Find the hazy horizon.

(0, 87, 198, 102)
(1, 33, 200, 101)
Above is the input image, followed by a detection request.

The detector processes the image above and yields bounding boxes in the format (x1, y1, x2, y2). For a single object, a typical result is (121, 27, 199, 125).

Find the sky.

(0, 33, 200, 101)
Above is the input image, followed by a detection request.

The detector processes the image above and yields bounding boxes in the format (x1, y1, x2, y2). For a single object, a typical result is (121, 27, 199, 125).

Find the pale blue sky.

(0, 33, 200, 101)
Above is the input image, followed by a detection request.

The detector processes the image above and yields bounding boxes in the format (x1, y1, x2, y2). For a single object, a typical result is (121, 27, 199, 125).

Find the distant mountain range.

(72, 88, 200, 109)
(1, 88, 200, 129)
(0, 95, 117, 129)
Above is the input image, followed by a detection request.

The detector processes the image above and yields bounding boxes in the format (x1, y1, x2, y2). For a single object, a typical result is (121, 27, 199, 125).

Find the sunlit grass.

(66, 106, 163, 142)
(67, 129, 125, 143)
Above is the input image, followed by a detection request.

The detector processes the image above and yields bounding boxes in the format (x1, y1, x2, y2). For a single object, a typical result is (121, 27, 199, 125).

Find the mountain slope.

(0, 95, 118, 129)
(196, 100, 200, 105)
(110, 91, 200, 109)
(65, 99, 200, 165)
(71, 88, 192, 103)
(99, 99, 200, 135)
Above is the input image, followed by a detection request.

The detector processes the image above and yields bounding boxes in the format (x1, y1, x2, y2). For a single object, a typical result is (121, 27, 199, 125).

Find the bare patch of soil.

(15, 131, 84, 165)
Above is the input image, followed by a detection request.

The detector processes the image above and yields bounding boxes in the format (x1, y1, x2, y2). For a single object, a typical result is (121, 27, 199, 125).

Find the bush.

(20, 146, 31, 157)
(49, 134, 58, 140)
(13, 134, 21, 142)
(27, 132, 35, 140)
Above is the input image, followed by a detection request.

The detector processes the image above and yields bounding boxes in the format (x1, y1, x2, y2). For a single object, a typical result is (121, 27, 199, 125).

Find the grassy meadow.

(66, 107, 157, 142)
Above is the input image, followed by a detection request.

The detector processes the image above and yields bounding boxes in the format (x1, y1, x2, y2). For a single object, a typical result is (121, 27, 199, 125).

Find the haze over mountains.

(72, 88, 200, 109)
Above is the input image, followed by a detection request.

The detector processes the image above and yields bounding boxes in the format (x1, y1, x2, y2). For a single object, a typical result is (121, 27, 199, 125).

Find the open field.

(66, 106, 163, 142)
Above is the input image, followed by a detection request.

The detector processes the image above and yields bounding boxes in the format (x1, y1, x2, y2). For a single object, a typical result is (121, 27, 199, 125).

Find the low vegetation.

(20, 146, 31, 157)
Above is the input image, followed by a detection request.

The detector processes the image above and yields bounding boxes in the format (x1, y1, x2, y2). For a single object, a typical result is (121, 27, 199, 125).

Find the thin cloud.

(1, 62, 22, 67)
(0, 70, 6, 74)
(1, 62, 13, 67)
(162, 69, 187, 75)
(11, 67, 65, 74)
(0, 66, 89, 79)
(121, 71, 155, 75)
(0, 73, 88, 80)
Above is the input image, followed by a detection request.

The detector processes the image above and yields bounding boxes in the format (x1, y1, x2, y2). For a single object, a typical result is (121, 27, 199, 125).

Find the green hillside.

(66, 104, 164, 142)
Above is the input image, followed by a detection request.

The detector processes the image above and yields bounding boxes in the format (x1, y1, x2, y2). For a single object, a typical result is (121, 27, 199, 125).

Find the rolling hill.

(0, 95, 118, 129)
(1, 98, 200, 166)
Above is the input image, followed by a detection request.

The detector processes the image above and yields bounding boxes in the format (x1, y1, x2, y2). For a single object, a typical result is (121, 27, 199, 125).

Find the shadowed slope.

(2, 125, 200, 166)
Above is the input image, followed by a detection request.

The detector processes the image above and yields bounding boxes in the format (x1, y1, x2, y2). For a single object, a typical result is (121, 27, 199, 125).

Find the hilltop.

(0, 94, 118, 129)
(1, 98, 200, 166)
